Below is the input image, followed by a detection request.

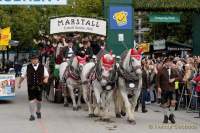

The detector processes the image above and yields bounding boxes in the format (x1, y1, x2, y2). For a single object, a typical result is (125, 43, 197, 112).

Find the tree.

(0, 1, 103, 50)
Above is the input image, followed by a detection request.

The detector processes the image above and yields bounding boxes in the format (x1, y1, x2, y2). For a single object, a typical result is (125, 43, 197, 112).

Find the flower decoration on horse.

(130, 48, 143, 61)
(101, 51, 116, 71)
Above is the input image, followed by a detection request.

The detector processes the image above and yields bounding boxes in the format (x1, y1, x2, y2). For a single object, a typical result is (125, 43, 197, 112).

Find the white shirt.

(21, 63, 49, 78)
(68, 47, 74, 57)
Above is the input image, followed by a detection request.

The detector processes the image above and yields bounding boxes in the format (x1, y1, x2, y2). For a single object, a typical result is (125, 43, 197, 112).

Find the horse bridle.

(95, 61, 118, 91)
(129, 57, 142, 72)
(119, 56, 142, 82)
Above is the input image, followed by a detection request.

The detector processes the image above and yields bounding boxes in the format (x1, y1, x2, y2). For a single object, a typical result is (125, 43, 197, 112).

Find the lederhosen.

(161, 68, 177, 105)
(27, 64, 44, 101)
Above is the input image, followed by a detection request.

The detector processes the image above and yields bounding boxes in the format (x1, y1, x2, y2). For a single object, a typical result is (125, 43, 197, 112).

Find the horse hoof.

(100, 106, 103, 110)
(77, 106, 81, 110)
(116, 113, 121, 118)
(128, 119, 136, 125)
(73, 107, 78, 111)
(101, 117, 111, 122)
(121, 111, 126, 116)
(88, 114, 95, 118)
(64, 103, 69, 107)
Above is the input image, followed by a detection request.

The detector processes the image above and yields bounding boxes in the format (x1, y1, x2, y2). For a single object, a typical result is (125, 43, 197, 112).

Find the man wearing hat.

(62, 40, 77, 59)
(76, 38, 93, 61)
(18, 53, 49, 121)
(157, 57, 179, 124)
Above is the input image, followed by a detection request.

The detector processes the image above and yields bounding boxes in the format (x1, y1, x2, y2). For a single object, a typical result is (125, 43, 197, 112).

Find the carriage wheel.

(47, 77, 56, 102)
(54, 79, 63, 103)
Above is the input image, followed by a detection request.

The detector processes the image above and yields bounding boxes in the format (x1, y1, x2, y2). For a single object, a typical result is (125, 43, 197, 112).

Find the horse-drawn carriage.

(43, 16, 144, 124)
(46, 46, 143, 124)
(45, 43, 94, 104)
(47, 57, 63, 103)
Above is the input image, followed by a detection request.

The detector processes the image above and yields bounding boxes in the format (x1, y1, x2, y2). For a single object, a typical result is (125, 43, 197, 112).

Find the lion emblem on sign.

(113, 11, 128, 26)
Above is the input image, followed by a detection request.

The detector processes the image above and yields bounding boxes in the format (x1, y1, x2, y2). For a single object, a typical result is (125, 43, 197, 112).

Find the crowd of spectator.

(136, 55, 200, 118)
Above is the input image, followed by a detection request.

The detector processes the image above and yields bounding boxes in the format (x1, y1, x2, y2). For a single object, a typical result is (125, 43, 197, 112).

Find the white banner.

(153, 39, 166, 50)
(50, 17, 107, 36)
(0, 0, 67, 5)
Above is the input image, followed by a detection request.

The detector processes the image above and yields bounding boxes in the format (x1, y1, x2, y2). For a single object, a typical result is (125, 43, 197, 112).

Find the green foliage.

(134, 0, 200, 11)
(0, 0, 102, 50)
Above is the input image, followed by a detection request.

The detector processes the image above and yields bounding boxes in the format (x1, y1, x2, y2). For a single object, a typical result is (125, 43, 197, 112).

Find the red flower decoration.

(101, 54, 115, 70)
(130, 48, 142, 60)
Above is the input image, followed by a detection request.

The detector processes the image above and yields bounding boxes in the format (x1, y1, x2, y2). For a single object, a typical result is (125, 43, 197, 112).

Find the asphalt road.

(0, 79, 200, 133)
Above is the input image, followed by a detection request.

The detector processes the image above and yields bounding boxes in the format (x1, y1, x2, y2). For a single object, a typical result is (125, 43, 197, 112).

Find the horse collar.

(118, 65, 140, 82)
(67, 65, 80, 80)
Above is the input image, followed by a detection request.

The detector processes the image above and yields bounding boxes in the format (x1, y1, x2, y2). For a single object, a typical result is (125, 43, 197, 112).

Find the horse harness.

(118, 57, 142, 96)
(95, 62, 118, 91)
(63, 65, 82, 85)
(82, 61, 118, 92)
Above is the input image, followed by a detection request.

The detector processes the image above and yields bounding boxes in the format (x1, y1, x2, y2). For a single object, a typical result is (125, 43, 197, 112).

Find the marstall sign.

(0, 0, 67, 5)
(50, 17, 107, 36)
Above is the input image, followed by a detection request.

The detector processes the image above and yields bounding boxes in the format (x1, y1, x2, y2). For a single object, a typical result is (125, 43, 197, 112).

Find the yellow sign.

(138, 43, 150, 53)
(0, 27, 11, 46)
(113, 11, 128, 26)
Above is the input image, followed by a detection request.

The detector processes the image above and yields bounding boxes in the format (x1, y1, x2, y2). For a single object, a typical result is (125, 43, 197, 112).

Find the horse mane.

(120, 50, 129, 60)
(59, 61, 69, 80)
(96, 49, 112, 67)
(71, 56, 78, 69)
(96, 49, 106, 61)
(120, 49, 131, 70)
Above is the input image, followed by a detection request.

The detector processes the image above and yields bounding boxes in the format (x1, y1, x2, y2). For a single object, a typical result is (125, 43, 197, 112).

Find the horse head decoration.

(80, 50, 118, 119)
(122, 48, 143, 75)
(115, 48, 143, 124)
(97, 51, 117, 90)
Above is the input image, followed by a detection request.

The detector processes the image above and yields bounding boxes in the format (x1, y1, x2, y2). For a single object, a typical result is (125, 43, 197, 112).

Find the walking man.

(18, 53, 49, 121)
(157, 57, 179, 124)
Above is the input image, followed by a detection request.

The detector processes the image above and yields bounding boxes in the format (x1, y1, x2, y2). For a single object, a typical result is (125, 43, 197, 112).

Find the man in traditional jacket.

(18, 54, 49, 121)
(157, 57, 179, 124)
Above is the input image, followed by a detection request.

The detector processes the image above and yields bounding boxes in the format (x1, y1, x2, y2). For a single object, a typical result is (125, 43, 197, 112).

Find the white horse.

(59, 61, 69, 106)
(81, 62, 96, 116)
(115, 48, 143, 124)
(81, 52, 117, 120)
(62, 56, 86, 110)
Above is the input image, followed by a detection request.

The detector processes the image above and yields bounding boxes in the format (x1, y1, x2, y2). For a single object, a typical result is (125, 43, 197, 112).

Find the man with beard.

(157, 57, 179, 124)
